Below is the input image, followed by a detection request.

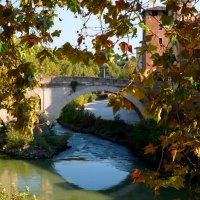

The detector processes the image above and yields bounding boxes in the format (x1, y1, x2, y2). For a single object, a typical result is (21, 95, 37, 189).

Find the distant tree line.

(25, 45, 135, 78)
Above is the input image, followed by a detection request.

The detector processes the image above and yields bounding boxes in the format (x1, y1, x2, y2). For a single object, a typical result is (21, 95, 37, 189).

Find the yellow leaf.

(35, 1, 43, 7)
(171, 149, 177, 162)
(194, 147, 200, 157)
(132, 88, 146, 101)
(93, 52, 106, 66)
(155, 108, 162, 122)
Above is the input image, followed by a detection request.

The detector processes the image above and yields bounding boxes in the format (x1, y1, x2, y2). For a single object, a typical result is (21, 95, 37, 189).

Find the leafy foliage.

(6, 126, 33, 149)
(72, 93, 97, 105)
(126, 119, 163, 155)
(0, 184, 37, 200)
(30, 134, 69, 151)
(59, 102, 96, 128)
(0, 0, 199, 195)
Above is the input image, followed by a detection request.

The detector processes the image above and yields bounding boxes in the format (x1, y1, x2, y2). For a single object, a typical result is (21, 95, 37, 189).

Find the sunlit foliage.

(0, 0, 199, 195)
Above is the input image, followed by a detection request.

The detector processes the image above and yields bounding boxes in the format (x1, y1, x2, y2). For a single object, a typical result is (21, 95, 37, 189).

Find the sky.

(50, 0, 200, 54)
(2, 0, 199, 52)
(50, 0, 164, 49)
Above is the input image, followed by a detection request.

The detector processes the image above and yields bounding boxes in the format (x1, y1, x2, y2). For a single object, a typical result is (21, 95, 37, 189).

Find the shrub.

(126, 119, 163, 154)
(0, 184, 37, 200)
(59, 102, 96, 128)
(30, 134, 69, 150)
(76, 110, 96, 128)
(6, 127, 33, 149)
(94, 118, 127, 139)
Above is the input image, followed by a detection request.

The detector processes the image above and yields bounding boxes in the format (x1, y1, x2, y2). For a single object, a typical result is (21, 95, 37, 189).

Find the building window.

(152, 11, 158, 16)
(159, 38, 162, 45)
(158, 24, 162, 30)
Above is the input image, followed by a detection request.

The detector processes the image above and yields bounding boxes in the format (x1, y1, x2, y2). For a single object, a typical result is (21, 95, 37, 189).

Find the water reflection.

(54, 160, 129, 190)
(0, 124, 197, 200)
(53, 132, 135, 191)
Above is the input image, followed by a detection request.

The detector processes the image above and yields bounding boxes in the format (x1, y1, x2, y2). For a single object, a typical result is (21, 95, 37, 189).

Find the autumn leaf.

(128, 45, 132, 53)
(93, 52, 107, 66)
(135, 176, 145, 183)
(35, 1, 43, 7)
(170, 119, 179, 128)
(194, 147, 200, 157)
(77, 35, 83, 46)
(119, 42, 132, 53)
(171, 149, 177, 162)
(132, 87, 146, 101)
(131, 169, 145, 183)
(160, 135, 168, 146)
(131, 169, 141, 179)
(144, 143, 157, 155)
(122, 98, 132, 111)
(105, 40, 113, 48)
(155, 107, 162, 122)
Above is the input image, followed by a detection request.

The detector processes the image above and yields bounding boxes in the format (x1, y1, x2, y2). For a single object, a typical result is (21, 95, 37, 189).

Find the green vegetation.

(72, 93, 97, 105)
(59, 102, 96, 129)
(30, 134, 69, 151)
(106, 60, 135, 79)
(6, 127, 33, 150)
(26, 45, 134, 78)
(0, 184, 37, 200)
(1, 119, 69, 159)
(0, 0, 199, 195)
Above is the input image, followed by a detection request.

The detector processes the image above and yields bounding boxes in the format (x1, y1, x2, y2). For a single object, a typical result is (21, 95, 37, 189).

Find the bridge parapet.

(38, 76, 129, 88)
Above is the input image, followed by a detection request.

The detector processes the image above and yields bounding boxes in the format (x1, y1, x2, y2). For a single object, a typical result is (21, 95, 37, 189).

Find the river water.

(0, 101, 195, 200)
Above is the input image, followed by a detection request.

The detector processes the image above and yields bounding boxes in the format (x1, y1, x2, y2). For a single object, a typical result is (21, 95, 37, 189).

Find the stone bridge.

(33, 76, 146, 122)
(0, 76, 146, 123)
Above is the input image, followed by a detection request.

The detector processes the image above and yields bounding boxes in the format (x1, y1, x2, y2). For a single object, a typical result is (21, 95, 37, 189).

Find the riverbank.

(0, 130, 71, 159)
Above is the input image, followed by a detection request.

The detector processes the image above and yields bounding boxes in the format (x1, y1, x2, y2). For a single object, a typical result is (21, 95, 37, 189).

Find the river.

(0, 101, 195, 200)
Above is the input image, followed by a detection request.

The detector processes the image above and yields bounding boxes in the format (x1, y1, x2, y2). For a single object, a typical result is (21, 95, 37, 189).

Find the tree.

(55, 0, 200, 194)
(0, 0, 199, 194)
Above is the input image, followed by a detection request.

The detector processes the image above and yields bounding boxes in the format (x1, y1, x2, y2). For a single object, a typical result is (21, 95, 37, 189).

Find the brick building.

(141, 6, 168, 71)
(139, 0, 194, 72)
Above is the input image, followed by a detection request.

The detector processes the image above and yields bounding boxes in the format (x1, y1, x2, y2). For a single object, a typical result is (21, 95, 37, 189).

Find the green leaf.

(145, 35, 153, 42)
(139, 23, 150, 32)
(161, 15, 174, 29)
(51, 30, 61, 37)
(0, 43, 7, 54)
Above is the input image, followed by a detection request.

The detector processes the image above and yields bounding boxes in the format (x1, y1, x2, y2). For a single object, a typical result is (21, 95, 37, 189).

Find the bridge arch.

(66, 85, 146, 119)
(34, 84, 146, 123)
